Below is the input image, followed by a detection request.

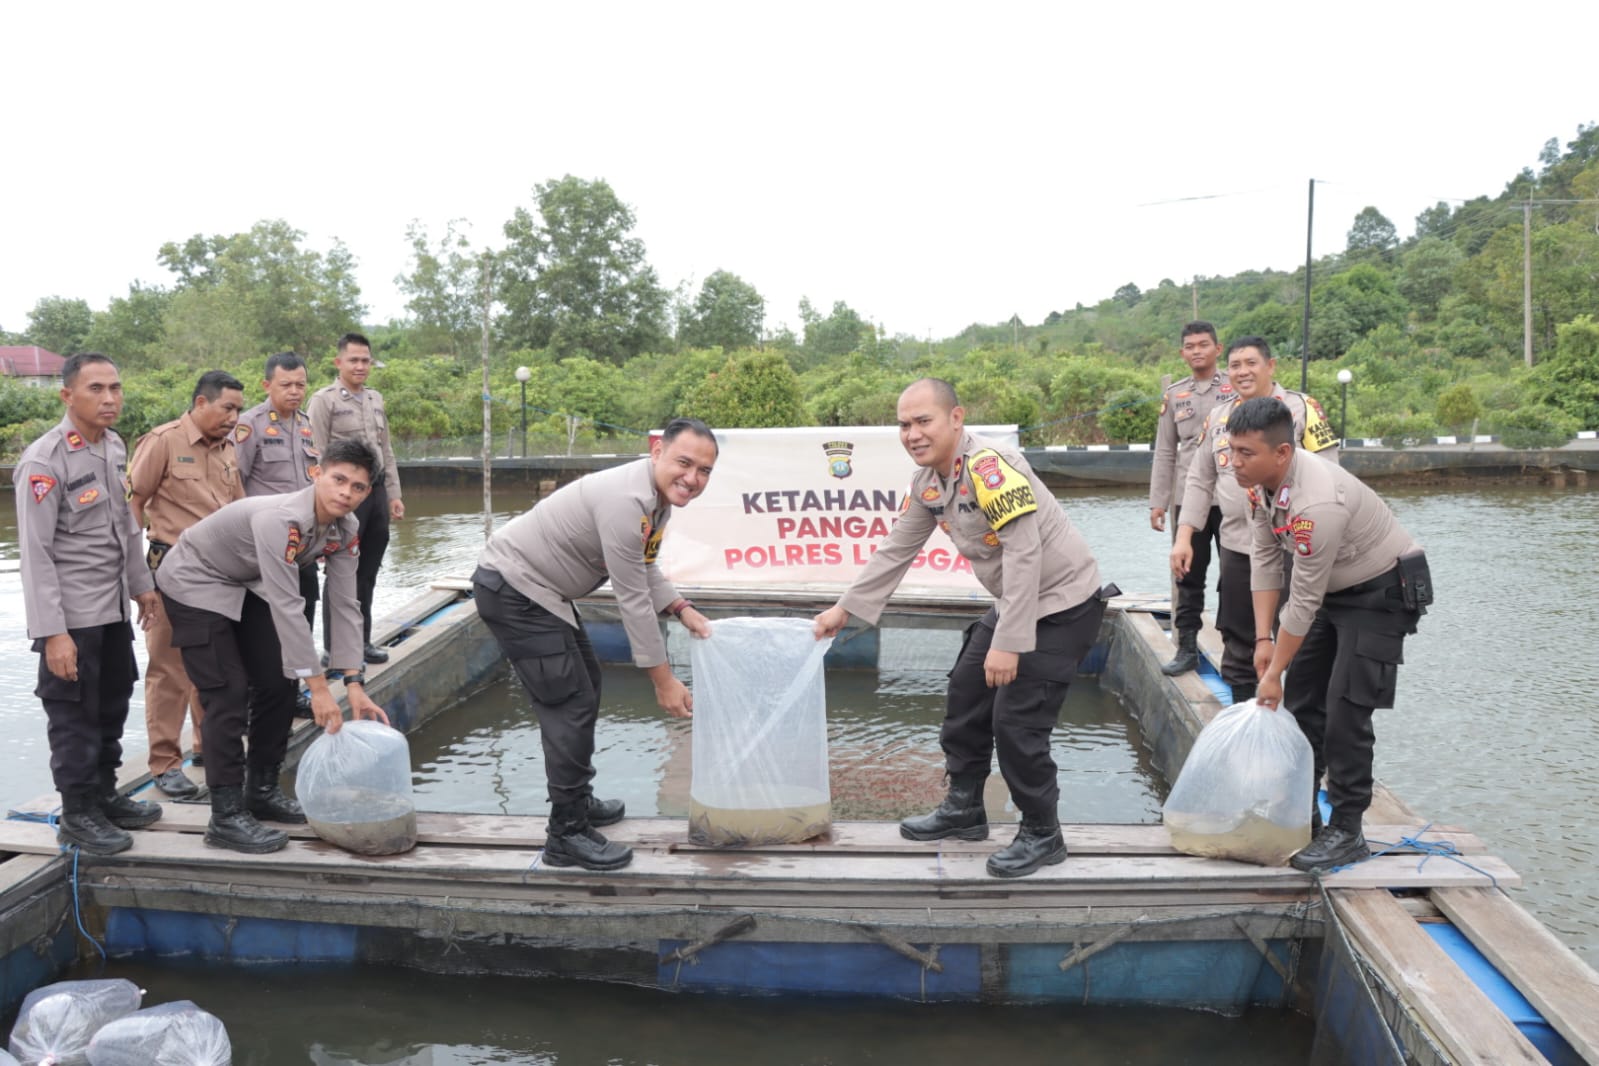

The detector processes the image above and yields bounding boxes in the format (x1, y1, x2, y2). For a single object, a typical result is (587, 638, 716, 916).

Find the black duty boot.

(900, 772, 989, 841)
(1161, 630, 1200, 676)
(986, 813, 1068, 878)
(363, 643, 391, 664)
(587, 794, 626, 828)
(1290, 825, 1368, 872)
(246, 765, 307, 824)
(58, 789, 133, 855)
(1230, 682, 1257, 705)
(99, 773, 161, 829)
(543, 801, 632, 871)
(206, 786, 289, 854)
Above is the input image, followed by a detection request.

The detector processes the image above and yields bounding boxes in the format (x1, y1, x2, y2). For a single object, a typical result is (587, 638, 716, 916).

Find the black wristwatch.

(342, 672, 367, 688)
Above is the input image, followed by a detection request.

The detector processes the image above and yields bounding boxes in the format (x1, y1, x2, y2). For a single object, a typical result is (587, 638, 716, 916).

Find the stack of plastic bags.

(7, 980, 230, 1066)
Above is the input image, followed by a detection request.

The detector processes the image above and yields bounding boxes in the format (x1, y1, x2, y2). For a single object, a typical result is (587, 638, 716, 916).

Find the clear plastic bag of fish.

(1, 1049, 17, 1066)
(1162, 699, 1314, 866)
(86, 1001, 230, 1066)
(688, 618, 834, 846)
(8, 978, 142, 1066)
(297, 720, 418, 855)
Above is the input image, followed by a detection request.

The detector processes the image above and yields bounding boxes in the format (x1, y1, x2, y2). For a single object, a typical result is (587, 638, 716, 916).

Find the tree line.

(4, 123, 1597, 459)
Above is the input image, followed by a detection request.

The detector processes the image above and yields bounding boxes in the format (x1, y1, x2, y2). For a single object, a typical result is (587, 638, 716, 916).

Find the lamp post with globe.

(1337, 368, 1353, 446)
(515, 365, 531, 457)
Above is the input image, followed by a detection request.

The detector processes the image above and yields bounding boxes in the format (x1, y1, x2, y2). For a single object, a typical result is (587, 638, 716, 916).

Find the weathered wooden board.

(1331, 889, 1546, 1066)
(1433, 886, 1599, 1064)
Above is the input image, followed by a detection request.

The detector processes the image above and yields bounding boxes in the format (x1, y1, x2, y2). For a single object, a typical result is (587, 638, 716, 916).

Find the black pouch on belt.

(146, 539, 171, 571)
(1396, 550, 1433, 613)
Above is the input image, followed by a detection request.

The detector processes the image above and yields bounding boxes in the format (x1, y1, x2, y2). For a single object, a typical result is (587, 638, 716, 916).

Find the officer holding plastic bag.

(1228, 397, 1432, 872)
(473, 418, 717, 872)
(814, 379, 1112, 878)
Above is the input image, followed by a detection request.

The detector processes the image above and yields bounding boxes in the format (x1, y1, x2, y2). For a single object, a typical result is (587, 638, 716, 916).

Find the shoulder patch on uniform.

(285, 525, 303, 565)
(641, 515, 664, 564)
(234, 423, 252, 443)
(970, 449, 1037, 531)
(65, 430, 86, 451)
(1289, 517, 1314, 555)
(28, 474, 56, 503)
(1300, 393, 1338, 452)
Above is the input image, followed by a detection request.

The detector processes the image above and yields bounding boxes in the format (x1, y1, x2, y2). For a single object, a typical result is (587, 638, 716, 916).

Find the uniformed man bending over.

(1227, 397, 1432, 872)
(128, 370, 246, 798)
(1172, 337, 1339, 703)
(306, 333, 402, 664)
(473, 418, 717, 872)
(14, 353, 163, 855)
(155, 439, 390, 853)
(814, 379, 1113, 879)
(1149, 321, 1230, 675)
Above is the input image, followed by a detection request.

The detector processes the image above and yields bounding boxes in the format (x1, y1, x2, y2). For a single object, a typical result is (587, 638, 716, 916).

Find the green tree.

(799, 298, 870, 362)
(1113, 282, 1142, 307)
(1346, 207, 1399, 263)
(24, 296, 93, 355)
(1414, 201, 1454, 240)
(683, 349, 805, 428)
(1099, 387, 1159, 444)
(1434, 383, 1482, 434)
(396, 219, 485, 358)
(82, 283, 173, 368)
(678, 270, 765, 351)
(1396, 237, 1464, 321)
(1523, 314, 1599, 429)
(498, 176, 668, 363)
(1311, 264, 1407, 358)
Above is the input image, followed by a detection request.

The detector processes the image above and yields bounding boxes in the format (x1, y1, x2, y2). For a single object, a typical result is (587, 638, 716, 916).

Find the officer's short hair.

(906, 377, 960, 411)
(1181, 321, 1217, 344)
(322, 438, 378, 479)
(1227, 336, 1272, 360)
(62, 352, 117, 388)
(660, 417, 718, 456)
(1228, 397, 1295, 449)
(337, 332, 373, 354)
(265, 351, 305, 380)
(193, 370, 245, 406)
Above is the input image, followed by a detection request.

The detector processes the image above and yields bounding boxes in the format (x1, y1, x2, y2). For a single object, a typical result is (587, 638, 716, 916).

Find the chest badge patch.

(76, 487, 101, 506)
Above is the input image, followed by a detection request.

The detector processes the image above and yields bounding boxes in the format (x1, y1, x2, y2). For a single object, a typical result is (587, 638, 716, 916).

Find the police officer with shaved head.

(815, 378, 1113, 879)
(14, 353, 164, 854)
(1226, 397, 1432, 872)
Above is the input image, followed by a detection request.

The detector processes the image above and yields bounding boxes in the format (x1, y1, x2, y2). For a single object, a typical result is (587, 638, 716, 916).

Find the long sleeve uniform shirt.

(1148, 370, 1230, 511)
(234, 401, 320, 496)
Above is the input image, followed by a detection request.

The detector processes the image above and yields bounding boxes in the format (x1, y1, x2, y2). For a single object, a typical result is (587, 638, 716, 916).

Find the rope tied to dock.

(1340, 822, 1500, 888)
(4, 807, 109, 961)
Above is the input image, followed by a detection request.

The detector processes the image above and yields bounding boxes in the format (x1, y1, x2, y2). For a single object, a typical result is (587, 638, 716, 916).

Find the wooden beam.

(1433, 886, 1599, 1063)
(1330, 889, 1545, 1066)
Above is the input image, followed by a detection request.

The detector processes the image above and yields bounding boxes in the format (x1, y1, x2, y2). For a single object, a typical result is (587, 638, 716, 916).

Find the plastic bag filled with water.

(1162, 699, 1314, 866)
(1, 1049, 20, 1066)
(86, 1001, 230, 1066)
(8, 978, 142, 1066)
(297, 720, 418, 855)
(688, 618, 834, 846)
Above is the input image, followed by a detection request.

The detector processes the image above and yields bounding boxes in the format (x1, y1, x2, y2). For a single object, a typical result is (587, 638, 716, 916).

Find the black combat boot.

(1161, 631, 1200, 675)
(98, 771, 161, 829)
(206, 786, 289, 854)
(1230, 682, 1257, 705)
(543, 801, 632, 871)
(245, 764, 307, 824)
(986, 812, 1068, 878)
(58, 788, 134, 855)
(586, 794, 626, 828)
(899, 772, 989, 841)
(1290, 824, 1368, 872)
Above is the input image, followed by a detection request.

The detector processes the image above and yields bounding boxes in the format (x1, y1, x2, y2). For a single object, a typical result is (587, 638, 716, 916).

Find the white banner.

(659, 425, 1017, 596)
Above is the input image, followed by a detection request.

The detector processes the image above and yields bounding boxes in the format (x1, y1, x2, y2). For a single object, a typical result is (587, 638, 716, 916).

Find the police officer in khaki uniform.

(473, 418, 717, 872)
(1227, 397, 1431, 871)
(1149, 321, 1231, 675)
(14, 353, 164, 855)
(128, 370, 246, 798)
(305, 333, 402, 664)
(815, 379, 1113, 879)
(155, 438, 390, 853)
(1172, 337, 1339, 703)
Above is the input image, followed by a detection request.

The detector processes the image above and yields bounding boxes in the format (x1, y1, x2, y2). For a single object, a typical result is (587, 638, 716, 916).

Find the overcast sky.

(4, 2, 1595, 344)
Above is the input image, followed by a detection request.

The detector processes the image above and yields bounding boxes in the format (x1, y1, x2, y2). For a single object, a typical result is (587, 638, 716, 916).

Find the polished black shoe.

(206, 786, 289, 854)
(100, 790, 162, 829)
(1290, 825, 1369, 872)
(987, 815, 1068, 878)
(543, 801, 632, 870)
(246, 765, 307, 824)
(190, 752, 205, 768)
(587, 795, 626, 827)
(293, 688, 315, 719)
(900, 772, 989, 841)
(363, 643, 391, 664)
(58, 789, 135, 855)
(1161, 631, 1200, 676)
(153, 768, 200, 799)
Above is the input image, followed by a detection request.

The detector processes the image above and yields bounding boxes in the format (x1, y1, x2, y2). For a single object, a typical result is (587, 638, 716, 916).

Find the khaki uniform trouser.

(143, 603, 204, 773)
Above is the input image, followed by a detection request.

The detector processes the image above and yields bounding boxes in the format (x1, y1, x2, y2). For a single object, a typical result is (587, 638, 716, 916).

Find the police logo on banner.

(822, 440, 855, 480)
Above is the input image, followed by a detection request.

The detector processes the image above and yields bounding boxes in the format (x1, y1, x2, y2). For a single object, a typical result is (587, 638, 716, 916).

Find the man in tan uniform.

(473, 418, 717, 872)
(155, 438, 389, 853)
(815, 379, 1113, 879)
(305, 333, 402, 664)
(1148, 321, 1231, 675)
(129, 370, 246, 798)
(1172, 337, 1338, 703)
(14, 353, 163, 855)
(1229, 397, 1432, 871)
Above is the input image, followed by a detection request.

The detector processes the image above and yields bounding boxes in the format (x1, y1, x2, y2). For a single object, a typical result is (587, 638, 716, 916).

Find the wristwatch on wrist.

(342, 672, 367, 688)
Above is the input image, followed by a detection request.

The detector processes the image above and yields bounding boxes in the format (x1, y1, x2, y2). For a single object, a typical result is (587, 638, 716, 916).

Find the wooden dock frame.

(0, 585, 1596, 1063)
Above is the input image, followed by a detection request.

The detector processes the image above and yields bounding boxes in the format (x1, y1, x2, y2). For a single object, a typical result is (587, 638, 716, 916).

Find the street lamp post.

(515, 365, 531, 457)
(1336, 368, 1353, 446)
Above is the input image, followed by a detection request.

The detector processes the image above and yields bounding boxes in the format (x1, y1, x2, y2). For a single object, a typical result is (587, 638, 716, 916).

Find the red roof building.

(0, 346, 66, 386)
